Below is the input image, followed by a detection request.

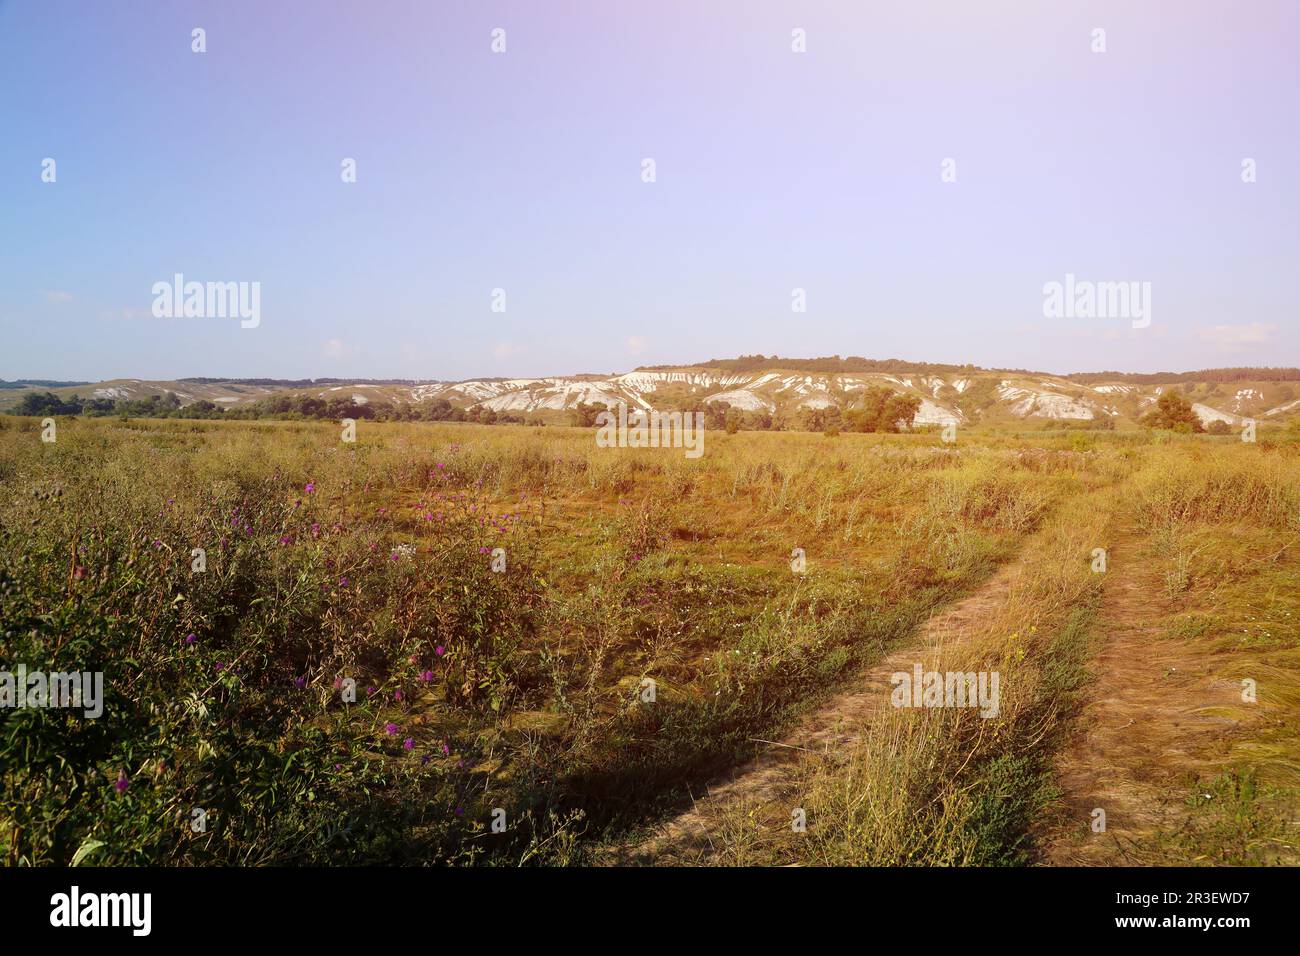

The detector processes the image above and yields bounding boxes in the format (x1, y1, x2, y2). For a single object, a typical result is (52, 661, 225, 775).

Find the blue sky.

(1, 0, 1297, 381)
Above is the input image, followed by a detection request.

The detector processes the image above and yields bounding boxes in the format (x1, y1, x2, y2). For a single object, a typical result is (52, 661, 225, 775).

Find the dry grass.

(1, 416, 1295, 865)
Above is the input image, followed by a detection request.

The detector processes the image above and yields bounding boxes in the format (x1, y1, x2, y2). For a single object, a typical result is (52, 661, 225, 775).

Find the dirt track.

(1042, 528, 1251, 864)
(616, 554, 1030, 864)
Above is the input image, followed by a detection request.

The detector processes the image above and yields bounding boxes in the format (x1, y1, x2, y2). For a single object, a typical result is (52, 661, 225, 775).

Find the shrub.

(1142, 391, 1204, 432)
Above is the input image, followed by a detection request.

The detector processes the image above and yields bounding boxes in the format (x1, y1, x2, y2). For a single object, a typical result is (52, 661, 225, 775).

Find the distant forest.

(645, 356, 1300, 384)
(8, 385, 926, 435)
(5, 390, 513, 425)
(648, 355, 1008, 376)
(0, 379, 90, 390)
(176, 377, 445, 387)
(1062, 367, 1300, 384)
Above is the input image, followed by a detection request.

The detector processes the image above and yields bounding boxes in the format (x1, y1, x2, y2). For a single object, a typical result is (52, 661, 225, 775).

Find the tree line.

(638, 356, 1300, 385)
(9, 382, 930, 436)
(570, 385, 924, 434)
(1065, 367, 1300, 385)
(6, 390, 538, 425)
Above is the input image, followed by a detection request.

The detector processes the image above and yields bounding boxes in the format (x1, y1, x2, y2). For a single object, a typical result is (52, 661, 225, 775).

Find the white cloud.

(626, 336, 648, 355)
(1197, 323, 1277, 350)
(97, 307, 150, 321)
(492, 341, 524, 361)
(323, 338, 353, 358)
(42, 290, 73, 303)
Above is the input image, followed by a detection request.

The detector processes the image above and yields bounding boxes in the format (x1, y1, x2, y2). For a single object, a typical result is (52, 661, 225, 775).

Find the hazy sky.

(2, 0, 1297, 381)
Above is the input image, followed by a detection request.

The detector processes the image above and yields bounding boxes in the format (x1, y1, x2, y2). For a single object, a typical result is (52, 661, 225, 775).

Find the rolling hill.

(4, 362, 1300, 428)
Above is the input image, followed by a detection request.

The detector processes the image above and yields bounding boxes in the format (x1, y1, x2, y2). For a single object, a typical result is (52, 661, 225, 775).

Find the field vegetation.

(1, 415, 1295, 866)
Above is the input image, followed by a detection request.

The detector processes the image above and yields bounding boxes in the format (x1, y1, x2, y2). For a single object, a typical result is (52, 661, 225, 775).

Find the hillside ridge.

(4, 360, 1300, 427)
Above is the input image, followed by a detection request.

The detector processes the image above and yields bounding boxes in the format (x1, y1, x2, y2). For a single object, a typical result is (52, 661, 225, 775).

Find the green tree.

(15, 391, 82, 415)
(570, 401, 607, 427)
(880, 394, 922, 432)
(844, 387, 921, 432)
(1142, 391, 1204, 432)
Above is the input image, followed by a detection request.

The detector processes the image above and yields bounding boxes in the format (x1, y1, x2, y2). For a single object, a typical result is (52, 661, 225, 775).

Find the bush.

(1142, 391, 1203, 432)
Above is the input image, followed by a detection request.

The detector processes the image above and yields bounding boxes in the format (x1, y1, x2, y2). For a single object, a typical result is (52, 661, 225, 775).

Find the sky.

(1, 0, 1297, 381)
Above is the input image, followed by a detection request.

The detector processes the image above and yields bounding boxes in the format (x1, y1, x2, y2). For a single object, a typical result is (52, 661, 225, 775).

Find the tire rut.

(613, 552, 1033, 864)
(1042, 527, 1256, 864)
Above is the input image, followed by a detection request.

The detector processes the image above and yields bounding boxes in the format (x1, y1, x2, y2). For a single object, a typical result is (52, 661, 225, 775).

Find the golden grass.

(1, 415, 1295, 865)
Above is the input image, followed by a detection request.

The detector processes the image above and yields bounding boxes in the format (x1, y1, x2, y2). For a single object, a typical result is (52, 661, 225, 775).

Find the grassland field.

(1, 415, 1296, 866)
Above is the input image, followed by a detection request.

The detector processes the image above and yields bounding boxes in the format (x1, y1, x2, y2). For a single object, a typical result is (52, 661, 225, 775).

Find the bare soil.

(615, 554, 1030, 864)
(1041, 528, 1256, 864)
